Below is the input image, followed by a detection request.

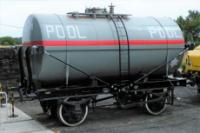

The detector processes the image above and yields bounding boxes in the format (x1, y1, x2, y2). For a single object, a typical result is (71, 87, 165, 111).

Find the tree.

(0, 36, 22, 45)
(177, 10, 200, 45)
(0, 36, 15, 45)
(14, 37, 22, 44)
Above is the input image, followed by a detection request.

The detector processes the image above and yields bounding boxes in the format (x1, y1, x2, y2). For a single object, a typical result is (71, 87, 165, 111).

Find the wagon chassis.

(36, 78, 186, 104)
(32, 76, 187, 126)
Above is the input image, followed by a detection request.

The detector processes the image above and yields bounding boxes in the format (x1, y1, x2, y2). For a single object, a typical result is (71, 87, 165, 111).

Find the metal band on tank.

(118, 16, 130, 78)
(152, 17, 169, 77)
(110, 15, 130, 80)
(110, 16, 122, 79)
(54, 14, 69, 85)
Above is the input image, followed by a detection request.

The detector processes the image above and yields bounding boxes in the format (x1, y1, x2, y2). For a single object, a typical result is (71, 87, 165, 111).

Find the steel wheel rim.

(145, 94, 167, 115)
(58, 104, 88, 127)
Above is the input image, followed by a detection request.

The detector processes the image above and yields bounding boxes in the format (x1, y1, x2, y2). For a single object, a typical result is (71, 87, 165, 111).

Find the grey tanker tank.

(20, 10, 185, 88)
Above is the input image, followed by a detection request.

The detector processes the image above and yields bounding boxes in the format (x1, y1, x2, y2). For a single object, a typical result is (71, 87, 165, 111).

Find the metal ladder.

(111, 16, 130, 78)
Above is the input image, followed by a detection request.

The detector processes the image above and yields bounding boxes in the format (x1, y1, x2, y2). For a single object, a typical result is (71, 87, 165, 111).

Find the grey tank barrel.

(19, 10, 185, 88)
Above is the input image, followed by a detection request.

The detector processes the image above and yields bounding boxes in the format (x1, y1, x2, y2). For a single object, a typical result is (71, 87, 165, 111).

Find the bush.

(0, 36, 22, 46)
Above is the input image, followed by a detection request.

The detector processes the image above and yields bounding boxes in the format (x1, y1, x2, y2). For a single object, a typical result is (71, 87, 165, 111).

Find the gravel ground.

(15, 86, 200, 133)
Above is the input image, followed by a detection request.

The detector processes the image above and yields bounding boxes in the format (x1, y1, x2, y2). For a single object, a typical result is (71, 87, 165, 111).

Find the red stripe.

(23, 39, 185, 46)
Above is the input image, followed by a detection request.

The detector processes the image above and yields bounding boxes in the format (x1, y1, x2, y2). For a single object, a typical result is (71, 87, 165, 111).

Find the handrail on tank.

(67, 12, 131, 19)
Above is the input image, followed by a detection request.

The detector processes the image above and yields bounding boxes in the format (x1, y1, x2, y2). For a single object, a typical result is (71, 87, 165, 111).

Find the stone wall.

(0, 47, 19, 89)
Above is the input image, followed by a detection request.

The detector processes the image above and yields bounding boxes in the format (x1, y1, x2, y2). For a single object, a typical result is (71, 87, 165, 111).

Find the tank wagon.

(18, 6, 187, 126)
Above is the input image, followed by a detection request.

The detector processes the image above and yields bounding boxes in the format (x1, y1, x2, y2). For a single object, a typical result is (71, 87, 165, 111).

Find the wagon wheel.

(145, 93, 167, 115)
(57, 103, 88, 127)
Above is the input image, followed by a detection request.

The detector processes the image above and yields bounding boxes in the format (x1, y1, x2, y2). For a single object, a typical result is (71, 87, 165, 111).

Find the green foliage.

(0, 36, 22, 45)
(177, 10, 200, 45)
(14, 37, 22, 44)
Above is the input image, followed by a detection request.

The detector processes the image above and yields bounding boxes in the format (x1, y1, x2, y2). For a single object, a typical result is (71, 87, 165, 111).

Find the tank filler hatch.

(67, 4, 131, 19)
(85, 7, 107, 14)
